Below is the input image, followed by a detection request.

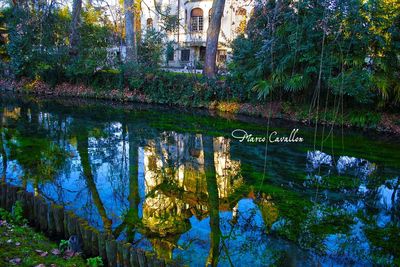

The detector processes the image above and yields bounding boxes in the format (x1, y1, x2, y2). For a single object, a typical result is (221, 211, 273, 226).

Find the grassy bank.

(1, 77, 400, 135)
(0, 202, 88, 267)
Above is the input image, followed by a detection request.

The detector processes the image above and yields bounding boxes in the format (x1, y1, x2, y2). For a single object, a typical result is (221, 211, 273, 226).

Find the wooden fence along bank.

(0, 183, 174, 267)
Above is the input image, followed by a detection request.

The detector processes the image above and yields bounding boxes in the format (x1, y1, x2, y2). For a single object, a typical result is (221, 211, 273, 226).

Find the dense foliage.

(230, 0, 400, 108)
(0, 2, 166, 87)
(1, 3, 113, 85)
(0, 0, 399, 110)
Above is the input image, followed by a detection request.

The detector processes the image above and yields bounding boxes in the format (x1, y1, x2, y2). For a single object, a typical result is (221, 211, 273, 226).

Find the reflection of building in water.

(213, 137, 243, 199)
(2, 107, 21, 122)
(141, 131, 243, 259)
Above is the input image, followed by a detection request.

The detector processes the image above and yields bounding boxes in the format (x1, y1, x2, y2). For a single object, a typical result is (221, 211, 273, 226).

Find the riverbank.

(1, 78, 399, 135)
(0, 202, 87, 267)
(0, 183, 168, 267)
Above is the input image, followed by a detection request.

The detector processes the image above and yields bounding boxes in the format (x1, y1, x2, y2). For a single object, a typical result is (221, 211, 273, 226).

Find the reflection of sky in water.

(1, 101, 400, 266)
(2, 133, 399, 266)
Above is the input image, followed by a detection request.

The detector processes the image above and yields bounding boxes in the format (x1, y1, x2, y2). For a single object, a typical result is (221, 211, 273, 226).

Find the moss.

(365, 224, 400, 265)
(0, 222, 86, 267)
(309, 211, 353, 237)
(312, 174, 362, 191)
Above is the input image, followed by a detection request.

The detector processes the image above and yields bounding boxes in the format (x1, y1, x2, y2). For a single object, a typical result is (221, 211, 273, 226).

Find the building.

(140, 0, 254, 69)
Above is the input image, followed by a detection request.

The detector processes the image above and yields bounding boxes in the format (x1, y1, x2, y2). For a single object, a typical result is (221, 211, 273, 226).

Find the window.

(191, 8, 203, 32)
(168, 52, 174, 61)
(167, 47, 174, 61)
(200, 46, 206, 61)
(166, 42, 175, 61)
(146, 18, 153, 29)
(181, 49, 190, 61)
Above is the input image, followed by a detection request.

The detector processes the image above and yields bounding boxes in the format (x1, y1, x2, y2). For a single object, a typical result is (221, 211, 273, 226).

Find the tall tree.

(76, 127, 113, 234)
(70, 0, 83, 55)
(204, 136, 221, 266)
(203, 0, 225, 78)
(124, 0, 137, 63)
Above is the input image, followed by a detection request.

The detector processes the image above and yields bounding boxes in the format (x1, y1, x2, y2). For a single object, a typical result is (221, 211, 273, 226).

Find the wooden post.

(16, 189, 26, 216)
(82, 222, 93, 256)
(137, 249, 147, 267)
(117, 242, 123, 267)
(151, 256, 165, 267)
(38, 198, 48, 232)
(63, 210, 70, 239)
(6, 184, 16, 211)
(0, 184, 175, 267)
(0, 183, 6, 208)
(33, 195, 41, 227)
(66, 211, 77, 237)
(8, 185, 17, 210)
(129, 247, 139, 267)
(105, 238, 117, 267)
(91, 228, 99, 257)
(24, 191, 34, 222)
(146, 252, 156, 267)
(75, 217, 85, 250)
(52, 204, 64, 238)
(48, 203, 56, 235)
(98, 233, 108, 262)
(122, 243, 132, 267)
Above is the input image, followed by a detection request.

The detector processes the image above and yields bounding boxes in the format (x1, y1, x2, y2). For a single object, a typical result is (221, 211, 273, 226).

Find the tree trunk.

(126, 123, 140, 241)
(204, 136, 221, 266)
(77, 128, 113, 235)
(112, 122, 141, 240)
(70, 0, 82, 56)
(203, 0, 226, 78)
(124, 0, 137, 63)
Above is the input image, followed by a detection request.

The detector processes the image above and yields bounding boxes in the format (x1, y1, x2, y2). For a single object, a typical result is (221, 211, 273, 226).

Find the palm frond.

(252, 80, 273, 100)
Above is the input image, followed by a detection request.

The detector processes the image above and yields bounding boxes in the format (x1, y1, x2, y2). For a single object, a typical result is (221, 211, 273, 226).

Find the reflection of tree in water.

(1, 96, 399, 265)
(300, 149, 400, 263)
(204, 136, 221, 266)
(75, 125, 113, 234)
(1, 104, 67, 194)
(113, 118, 145, 243)
(1, 101, 117, 236)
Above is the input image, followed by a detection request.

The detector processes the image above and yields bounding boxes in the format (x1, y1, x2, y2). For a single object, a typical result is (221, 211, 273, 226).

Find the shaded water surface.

(0, 93, 399, 266)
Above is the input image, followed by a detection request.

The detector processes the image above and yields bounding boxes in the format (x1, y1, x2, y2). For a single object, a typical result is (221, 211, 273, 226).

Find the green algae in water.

(0, 93, 399, 266)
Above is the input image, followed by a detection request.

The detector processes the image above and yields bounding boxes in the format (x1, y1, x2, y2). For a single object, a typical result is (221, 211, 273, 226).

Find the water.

(0, 93, 399, 266)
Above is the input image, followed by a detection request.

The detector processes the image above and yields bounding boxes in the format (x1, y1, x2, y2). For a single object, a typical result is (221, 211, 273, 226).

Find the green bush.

(86, 256, 104, 267)
(0, 201, 28, 225)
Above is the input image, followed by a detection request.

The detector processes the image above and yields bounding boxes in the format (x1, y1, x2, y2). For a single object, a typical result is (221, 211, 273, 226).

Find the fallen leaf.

(34, 264, 46, 267)
(51, 248, 61, 255)
(15, 242, 21, 246)
(34, 250, 48, 257)
(9, 258, 22, 265)
(63, 249, 75, 259)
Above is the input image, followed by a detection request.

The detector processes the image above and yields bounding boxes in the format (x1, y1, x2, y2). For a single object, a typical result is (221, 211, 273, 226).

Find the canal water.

(0, 93, 399, 266)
